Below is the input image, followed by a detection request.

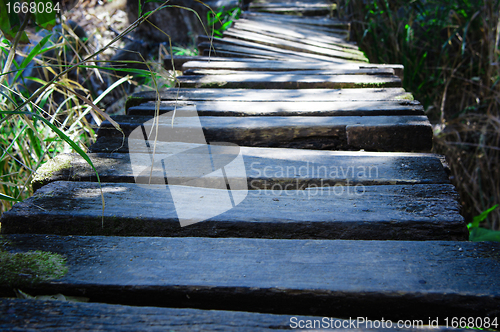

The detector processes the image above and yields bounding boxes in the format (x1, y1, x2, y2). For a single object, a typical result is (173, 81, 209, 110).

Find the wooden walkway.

(1, 1, 499, 330)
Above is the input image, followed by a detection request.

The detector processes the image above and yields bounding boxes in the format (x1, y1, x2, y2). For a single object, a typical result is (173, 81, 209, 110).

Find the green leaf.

(0, 0, 29, 43)
(469, 227, 500, 242)
(13, 33, 52, 83)
(468, 204, 499, 230)
(33, 0, 57, 30)
(0, 193, 20, 202)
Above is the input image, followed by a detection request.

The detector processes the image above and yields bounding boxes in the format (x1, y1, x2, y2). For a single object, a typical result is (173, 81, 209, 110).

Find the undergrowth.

(0, 1, 212, 214)
(339, 0, 500, 232)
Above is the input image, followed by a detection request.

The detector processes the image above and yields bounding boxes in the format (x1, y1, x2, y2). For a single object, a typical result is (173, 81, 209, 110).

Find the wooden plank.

(0, 299, 316, 331)
(125, 88, 415, 108)
(0, 300, 472, 332)
(198, 41, 361, 63)
(4, 298, 416, 332)
(222, 29, 362, 59)
(127, 100, 424, 117)
(180, 60, 405, 80)
(1, 182, 465, 239)
(242, 14, 349, 36)
(3, 235, 498, 320)
(181, 68, 395, 76)
(163, 56, 280, 71)
(232, 18, 354, 47)
(95, 115, 432, 152)
(242, 11, 350, 29)
(31, 149, 449, 190)
(230, 19, 351, 41)
(176, 73, 401, 89)
(249, 4, 335, 16)
(201, 48, 281, 60)
(226, 25, 352, 55)
(198, 36, 367, 62)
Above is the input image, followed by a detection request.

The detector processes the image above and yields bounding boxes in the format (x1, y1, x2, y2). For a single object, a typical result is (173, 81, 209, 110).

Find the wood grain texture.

(2, 181, 466, 240)
(95, 114, 432, 152)
(181, 68, 396, 76)
(0, 298, 380, 332)
(0, 299, 475, 332)
(221, 30, 362, 60)
(176, 73, 401, 89)
(197, 40, 367, 63)
(241, 11, 351, 29)
(125, 88, 414, 108)
(127, 100, 423, 117)
(2, 235, 497, 320)
(31, 149, 450, 190)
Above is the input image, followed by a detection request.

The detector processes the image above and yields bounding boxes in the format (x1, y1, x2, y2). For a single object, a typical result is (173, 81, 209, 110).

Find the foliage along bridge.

(1, 0, 499, 330)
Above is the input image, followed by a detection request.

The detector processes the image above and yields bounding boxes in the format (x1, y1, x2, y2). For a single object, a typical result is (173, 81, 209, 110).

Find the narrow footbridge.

(1, 1, 499, 330)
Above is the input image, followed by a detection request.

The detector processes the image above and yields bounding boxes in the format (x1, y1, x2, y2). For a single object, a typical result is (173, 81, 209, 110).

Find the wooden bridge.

(1, 1, 499, 330)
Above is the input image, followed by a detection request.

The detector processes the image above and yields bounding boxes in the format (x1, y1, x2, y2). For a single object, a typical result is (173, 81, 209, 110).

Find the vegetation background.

(338, 0, 500, 235)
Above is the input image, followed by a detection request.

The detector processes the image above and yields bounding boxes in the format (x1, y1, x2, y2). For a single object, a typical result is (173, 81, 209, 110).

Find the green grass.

(340, 0, 500, 231)
(0, 2, 201, 215)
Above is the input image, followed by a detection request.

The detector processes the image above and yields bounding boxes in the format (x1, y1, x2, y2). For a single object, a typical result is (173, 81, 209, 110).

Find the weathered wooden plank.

(197, 39, 367, 63)
(229, 20, 351, 44)
(2, 182, 466, 238)
(242, 11, 350, 29)
(3, 235, 497, 320)
(232, 18, 354, 48)
(176, 73, 401, 89)
(221, 29, 363, 60)
(0, 299, 473, 332)
(31, 149, 449, 190)
(249, 3, 335, 16)
(125, 88, 415, 108)
(3, 299, 394, 332)
(198, 36, 367, 62)
(202, 48, 281, 60)
(242, 14, 349, 36)
(163, 56, 280, 71)
(180, 60, 405, 80)
(96, 115, 432, 152)
(182, 68, 395, 76)
(225, 27, 352, 57)
(127, 100, 423, 117)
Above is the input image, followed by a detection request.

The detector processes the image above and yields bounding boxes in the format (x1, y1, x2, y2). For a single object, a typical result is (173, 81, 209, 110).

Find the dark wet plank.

(176, 73, 401, 89)
(127, 100, 423, 117)
(0, 299, 319, 332)
(95, 114, 432, 152)
(2, 235, 497, 320)
(125, 88, 414, 108)
(5, 298, 427, 332)
(2, 181, 465, 240)
(31, 149, 449, 190)
(0, 299, 475, 332)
